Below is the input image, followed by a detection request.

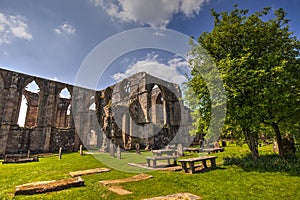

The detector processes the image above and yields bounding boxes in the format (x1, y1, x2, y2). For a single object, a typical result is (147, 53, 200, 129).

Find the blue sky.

(0, 0, 299, 89)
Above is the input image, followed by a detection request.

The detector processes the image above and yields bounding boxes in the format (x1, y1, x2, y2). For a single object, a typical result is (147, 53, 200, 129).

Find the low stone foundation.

(15, 177, 84, 195)
(2, 154, 39, 164)
(143, 193, 201, 200)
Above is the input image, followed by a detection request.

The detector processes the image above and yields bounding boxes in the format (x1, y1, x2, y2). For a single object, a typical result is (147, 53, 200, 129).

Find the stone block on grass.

(143, 192, 201, 200)
(99, 174, 153, 186)
(69, 168, 110, 177)
(15, 177, 84, 195)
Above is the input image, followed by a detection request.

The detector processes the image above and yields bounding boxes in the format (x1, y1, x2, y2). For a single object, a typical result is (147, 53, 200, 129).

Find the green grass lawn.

(1, 144, 300, 199)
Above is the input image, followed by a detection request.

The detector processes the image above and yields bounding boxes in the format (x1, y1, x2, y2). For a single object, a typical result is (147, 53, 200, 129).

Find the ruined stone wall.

(5, 126, 52, 154)
(0, 68, 83, 157)
(97, 72, 192, 150)
(0, 68, 193, 157)
(49, 128, 77, 152)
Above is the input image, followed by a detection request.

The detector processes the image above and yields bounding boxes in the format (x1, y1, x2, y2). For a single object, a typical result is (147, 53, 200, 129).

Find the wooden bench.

(201, 148, 224, 154)
(152, 149, 178, 157)
(178, 156, 217, 174)
(145, 156, 178, 168)
(184, 147, 201, 153)
(2, 154, 39, 164)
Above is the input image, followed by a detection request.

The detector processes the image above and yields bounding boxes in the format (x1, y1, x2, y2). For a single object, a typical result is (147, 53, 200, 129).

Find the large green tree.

(186, 5, 300, 159)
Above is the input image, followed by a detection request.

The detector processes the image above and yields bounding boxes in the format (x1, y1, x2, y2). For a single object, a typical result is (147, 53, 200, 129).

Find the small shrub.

(223, 154, 300, 175)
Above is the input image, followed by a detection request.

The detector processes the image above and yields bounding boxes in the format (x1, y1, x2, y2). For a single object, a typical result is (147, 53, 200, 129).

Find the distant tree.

(186, 5, 300, 160)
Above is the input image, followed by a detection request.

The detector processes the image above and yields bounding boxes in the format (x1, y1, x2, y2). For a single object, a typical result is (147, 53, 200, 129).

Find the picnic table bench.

(152, 149, 178, 157)
(201, 148, 224, 154)
(184, 147, 224, 154)
(184, 148, 200, 153)
(178, 156, 217, 174)
(145, 156, 178, 168)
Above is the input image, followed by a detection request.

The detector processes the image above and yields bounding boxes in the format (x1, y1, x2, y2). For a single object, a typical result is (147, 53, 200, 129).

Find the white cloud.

(54, 22, 76, 36)
(91, 0, 209, 28)
(112, 54, 189, 85)
(0, 12, 32, 45)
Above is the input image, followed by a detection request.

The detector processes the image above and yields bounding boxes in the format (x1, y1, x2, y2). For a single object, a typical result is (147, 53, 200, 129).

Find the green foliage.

(186, 5, 300, 158)
(224, 154, 300, 175)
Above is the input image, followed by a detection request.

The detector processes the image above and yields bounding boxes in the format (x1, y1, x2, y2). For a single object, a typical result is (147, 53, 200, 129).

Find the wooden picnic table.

(145, 149, 179, 168)
(145, 156, 178, 168)
(178, 156, 217, 174)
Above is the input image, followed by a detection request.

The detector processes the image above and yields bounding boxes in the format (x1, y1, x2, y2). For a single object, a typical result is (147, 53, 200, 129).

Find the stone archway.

(18, 80, 42, 128)
(56, 87, 72, 128)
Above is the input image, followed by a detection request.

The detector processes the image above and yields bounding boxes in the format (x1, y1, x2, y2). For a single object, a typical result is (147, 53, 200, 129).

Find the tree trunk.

(271, 122, 284, 157)
(243, 128, 259, 161)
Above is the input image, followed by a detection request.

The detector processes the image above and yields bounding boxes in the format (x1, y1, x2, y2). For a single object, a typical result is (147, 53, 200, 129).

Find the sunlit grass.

(0, 144, 299, 199)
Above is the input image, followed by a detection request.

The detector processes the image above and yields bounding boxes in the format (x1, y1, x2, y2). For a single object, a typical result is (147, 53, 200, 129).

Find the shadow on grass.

(223, 154, 300, 176)
(182, 166, 226, 174)
(197, 166, 227, 173)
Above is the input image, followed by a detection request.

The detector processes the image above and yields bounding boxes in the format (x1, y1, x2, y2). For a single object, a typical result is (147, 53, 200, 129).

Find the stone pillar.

(151, 98, 156, 124)
(42, 127, 52, 153)
(127, 117, 133, 149)
(79, 145, 83, 156)
(109, 142, 115, 157)
(39, 82, 57, 153)
(73, 88, 85, 151)
(81, 111, 90, 146)
(0, 74, 19, 156)
(37, 90, 48, 127)
(163, 100, 167, 125)
(58, 147, 62, 159)
(69, 105, 75, 129)
(122, 114, 127, 148)
(138, 91, 150, 123)
(99, 132, 108, 152)
(45, 82, 57, 127)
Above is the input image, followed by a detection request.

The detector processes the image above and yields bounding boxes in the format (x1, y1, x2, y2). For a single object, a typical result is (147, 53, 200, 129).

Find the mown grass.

(0, 144, 299, 199)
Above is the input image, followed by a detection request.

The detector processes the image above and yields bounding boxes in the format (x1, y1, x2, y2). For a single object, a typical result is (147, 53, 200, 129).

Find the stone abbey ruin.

(0, 68, 195, 158)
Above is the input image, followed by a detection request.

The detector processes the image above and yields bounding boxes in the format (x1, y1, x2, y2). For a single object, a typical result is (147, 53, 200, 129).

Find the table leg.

(181, 162, 188, 173)
(147, 159, 150, 167)
(202, 160, 207, 168)
(153, 160, 156, 168)
(189, 162, 195, 174)
(211, 158, 217, 169)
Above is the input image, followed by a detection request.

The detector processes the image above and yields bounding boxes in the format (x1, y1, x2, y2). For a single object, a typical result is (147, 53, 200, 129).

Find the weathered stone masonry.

(0, 69, 193, 158)
(0, 68, 79, 158)
(92, 72, 191, 149)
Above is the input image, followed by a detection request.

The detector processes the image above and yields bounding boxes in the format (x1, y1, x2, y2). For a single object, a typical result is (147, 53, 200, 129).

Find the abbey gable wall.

(0, 68, 194, 158)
